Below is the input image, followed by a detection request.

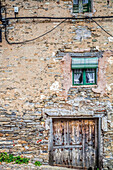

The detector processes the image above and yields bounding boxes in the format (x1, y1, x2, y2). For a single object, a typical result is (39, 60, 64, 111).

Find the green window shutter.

(73, 0, 79, 13)
(83, 0, 91, 12)
(71, 57, 98, 69)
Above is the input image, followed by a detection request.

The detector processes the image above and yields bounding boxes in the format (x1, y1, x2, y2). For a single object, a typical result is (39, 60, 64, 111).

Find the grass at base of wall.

(0, 152, 42, 166)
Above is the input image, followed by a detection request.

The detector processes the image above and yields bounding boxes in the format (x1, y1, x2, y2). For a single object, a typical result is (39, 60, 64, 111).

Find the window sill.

(71, 12, 93, 17)
(71, 85, 97, 88)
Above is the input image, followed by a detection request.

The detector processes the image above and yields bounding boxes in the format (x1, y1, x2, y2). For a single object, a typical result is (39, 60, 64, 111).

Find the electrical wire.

(5, 19, 67, 45)
(2, 1, 113, 44)
(91, 18, 113, 37)
(4, 16, 113, 45)
(5, 15, 113, 20)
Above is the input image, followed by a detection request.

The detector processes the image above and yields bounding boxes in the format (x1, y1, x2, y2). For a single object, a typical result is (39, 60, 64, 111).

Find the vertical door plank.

(49, 118, 53, 165)
(82, 120, 85, 167)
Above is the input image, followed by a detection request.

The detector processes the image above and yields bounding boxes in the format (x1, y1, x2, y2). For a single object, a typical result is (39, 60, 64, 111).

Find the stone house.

(0, 0, 113, 169)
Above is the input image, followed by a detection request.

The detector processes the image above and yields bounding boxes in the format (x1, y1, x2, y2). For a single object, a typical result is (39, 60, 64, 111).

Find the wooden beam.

(57, 52, 103, 58)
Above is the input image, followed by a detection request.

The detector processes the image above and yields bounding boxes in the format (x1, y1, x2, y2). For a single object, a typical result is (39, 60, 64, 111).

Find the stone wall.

(0, 0, 113, 169)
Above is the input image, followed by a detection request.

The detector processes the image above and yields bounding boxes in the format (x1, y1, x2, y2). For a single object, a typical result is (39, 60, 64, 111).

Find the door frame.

(49, 116, 102, 169)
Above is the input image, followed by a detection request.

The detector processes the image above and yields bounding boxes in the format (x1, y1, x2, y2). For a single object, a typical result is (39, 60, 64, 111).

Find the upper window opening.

(73, 0, 92, 13)
(72, 57, 98, 86)
(107, 0, 109, 5)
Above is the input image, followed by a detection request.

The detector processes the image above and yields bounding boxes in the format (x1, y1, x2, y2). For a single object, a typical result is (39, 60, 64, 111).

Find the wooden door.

(50, 118, 98, 169)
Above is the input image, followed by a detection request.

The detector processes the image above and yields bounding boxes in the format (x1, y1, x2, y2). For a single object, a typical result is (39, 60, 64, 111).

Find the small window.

(73, 68, 96, 85)
(72, 57, 98, 86)
(107, 0, 109, 5)
(73, 0, 91, 13)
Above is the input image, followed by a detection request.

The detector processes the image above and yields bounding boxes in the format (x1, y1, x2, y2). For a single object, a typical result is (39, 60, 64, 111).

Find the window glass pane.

(74, 69, 83, 84)
(86, 70, 95, 84)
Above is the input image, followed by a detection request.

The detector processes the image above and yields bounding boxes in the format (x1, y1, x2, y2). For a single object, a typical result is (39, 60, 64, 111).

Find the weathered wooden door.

(50, 118, 98, 169)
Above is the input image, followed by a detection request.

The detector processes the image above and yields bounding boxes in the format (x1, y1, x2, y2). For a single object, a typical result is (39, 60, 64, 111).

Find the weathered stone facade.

(0, 0, 113, 169)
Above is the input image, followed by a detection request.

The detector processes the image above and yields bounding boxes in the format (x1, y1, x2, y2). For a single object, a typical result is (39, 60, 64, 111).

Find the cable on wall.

(5, 19, 67, 45)
(2, 0, 113, 45)
(5, 17, 113, 45)
(91, 18, 113, 37)
(3, 2, 113, 45)
(5, 15, 113, 21)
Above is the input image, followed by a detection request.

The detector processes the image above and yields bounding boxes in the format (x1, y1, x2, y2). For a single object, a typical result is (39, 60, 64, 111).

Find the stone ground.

(0, 163, 75, 170)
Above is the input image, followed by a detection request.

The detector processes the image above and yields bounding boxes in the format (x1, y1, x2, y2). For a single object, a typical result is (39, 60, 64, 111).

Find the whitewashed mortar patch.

(50, 81, 59, 92)
(74, 26, 91, 41)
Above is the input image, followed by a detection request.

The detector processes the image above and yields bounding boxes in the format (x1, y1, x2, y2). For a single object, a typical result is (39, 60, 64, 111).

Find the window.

(73, 0, 91, 13)
(107, 0, 109, 5)
(72, 57, 98, 86)
(73, 68, 96, 85)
